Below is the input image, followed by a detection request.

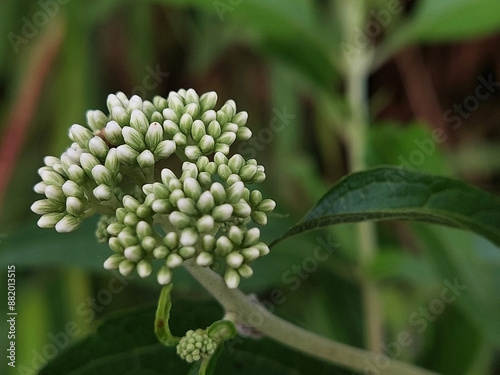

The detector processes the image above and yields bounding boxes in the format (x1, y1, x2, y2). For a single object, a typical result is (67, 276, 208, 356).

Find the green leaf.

(273, 167, 500, 248)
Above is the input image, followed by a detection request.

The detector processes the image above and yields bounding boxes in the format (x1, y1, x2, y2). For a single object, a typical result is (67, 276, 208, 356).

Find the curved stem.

(183, 261, 438, 375)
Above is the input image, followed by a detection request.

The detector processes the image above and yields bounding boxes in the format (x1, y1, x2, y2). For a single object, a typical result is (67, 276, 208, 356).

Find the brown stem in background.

(0, 18, 65, 216)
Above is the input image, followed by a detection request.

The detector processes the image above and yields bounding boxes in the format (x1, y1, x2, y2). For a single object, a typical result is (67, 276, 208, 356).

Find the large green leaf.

(273, 167, 500, 248)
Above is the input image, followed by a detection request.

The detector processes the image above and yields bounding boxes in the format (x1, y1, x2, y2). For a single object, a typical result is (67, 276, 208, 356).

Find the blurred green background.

(1, 0, 500, 374)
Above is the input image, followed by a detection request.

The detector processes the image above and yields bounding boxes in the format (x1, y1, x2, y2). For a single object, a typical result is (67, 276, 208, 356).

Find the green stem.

(183, 261, 438, 375)
(340, 0, 382, 353)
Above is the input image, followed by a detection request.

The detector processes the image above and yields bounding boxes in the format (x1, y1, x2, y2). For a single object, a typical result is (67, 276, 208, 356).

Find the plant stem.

(183, 260, 438, 375)
(340, 0, 382, 353)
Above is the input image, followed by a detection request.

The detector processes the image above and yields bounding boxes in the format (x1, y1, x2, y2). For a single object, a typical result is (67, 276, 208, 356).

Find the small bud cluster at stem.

(32, 89, 275, 288)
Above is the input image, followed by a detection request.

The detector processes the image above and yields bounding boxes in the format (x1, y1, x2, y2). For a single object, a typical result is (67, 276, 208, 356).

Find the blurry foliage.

(1, 0, 500, 374)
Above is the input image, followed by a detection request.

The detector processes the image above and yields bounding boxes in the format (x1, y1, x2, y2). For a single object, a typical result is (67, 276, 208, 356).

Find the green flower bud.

(31, 199, 62, 215)
(80, 153, 100, 175)
(34, 181, 47, 194)
(251, 211, 267, 225)
(166, 253, 184, 268)
(168, 95, 184, 115)
(137, 150, 155, 169)
(226, 174, 241, 186)
(196, 215, 215, 233)
(196, 191, 215, 214)
(142, 236, 157, 251)
(241, 247, 260, 262)
(214, 143, 230, 155)
(168, 178, 182, 191)
(212, 204, 233, 222)
(119, 259, 135, 276)
(217, 164, 232, 180)
(232, 111, 248, 127)
(221, 123, 239, 133)
(103, 254, 124, 270)
(196, 252, 213, 267)
(37, 212, 65, 228)
(226, 252, 244, 269)
(136, 204, 152, 219)
(177, 329, 217, 363)
(66, 197, 84, 216)
(249, 190, 262, 206)
(116, 207, 127, 222)
(222, 100, 236, 118)
(92, 165, 113, 186)
(238, 264, 254, 278)
(44, 185, 64, 202)
(173, 132, 187, 147)
(145, 121, 163, 150)
(169, 211, 191, 229)
(55, 214, 81, 233)
(217, 132, 237, 145)
(210, 183, 226, 205)
(191, 120, 206, 142)
(178, 246, 196, 259)
(228, 226, 243, 245)
(130, 109, 149, 133)
(253, 171, 266, 183)
(216, 236, 233, 255)
(136, 221, 153, 239)
(186, 88, 200, 104)
(256, 242, 270, 256)
(197, 172, 212, 186)
(239, 164, 257, 181)
(116, 92, 129, 106)
(151, 111, 163, 123)
(143, 101, 157, 119)
(67, 165, 86, 183)
(185, 103, 200, 118)
(216, 110, 229, 125)
(107, 222, 125, 236)
(88, 136, 109, 159)
(228, 155, 244, 174)
(86, 110, 108, 132)
(111, 106, 129, 125)
(155, 140, 176, 159)
(185, 145, 202, 160)
(153, 96, 168, 111)
(151, 182, 169, 199)
(202, 235, 216, 252)
(137, 259, 153, 278)
(109, 237, 124, 253)
(157, 265, 173, 285)
(123, 126, 146, 151)
(214, 152, 228, 166)
(198, 135, 215, 153)
(257, 199, 276, 213)
(164, 231, 179, 249)
(233, 202, 252, 218)
(124, 245, 144, 262)
(163, 108, 179, 123)
(180, 227, 199, 246)
(153, 246, 169, 259)
(179, 113, 193, 135)
(103, 148, 119, 175)
(69, 124, 93, 148)
(202, 112, 217, 127)
(117, 145, 140, 164)
(43, 156, 59, 166)
(243, 227, 260, 246)
(181, 162, 198, 179)
(152, 199, 174, 214)
(226, 181, 244, 203)
(163, 119, 180, 137)
(93, 184, 113, 201)
(129, 95, 143, 110)
(106, 94, 123, 111)
(200, 91, 218, 112)
(169, 189, 185, 206)
(224, 268, 240, 289)
(236, 127, 252, 140)
(122, 195, 140, 213)
(183, 177, 202, 200)
(177, 198, 198, 216)
(104, 120, 124, 145)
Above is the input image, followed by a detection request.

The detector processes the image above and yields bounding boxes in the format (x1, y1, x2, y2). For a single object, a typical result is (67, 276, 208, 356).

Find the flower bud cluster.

(176, 329, 217, 363)
(32, 89, 275, 288)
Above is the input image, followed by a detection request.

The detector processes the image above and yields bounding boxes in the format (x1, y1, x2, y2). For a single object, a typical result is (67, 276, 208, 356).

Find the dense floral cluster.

(31, 89, 275, 288)
(176, 329, 217, 363)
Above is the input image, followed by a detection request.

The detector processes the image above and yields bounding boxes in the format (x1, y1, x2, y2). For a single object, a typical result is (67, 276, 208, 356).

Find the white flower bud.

(152, 199, 174, 214)
(217, 164, 232, 180)
(86, 110, 108, 132)
(104, 254, 124, 270)
(179, 113, 193, 135)
(256, 242, 270, 256)
(44, 185, 64, 202)
(154, 140, 176, 159)
(207, 119, 222, 138)
(137, 260, 153, 278)
(122, 126, 146, 151)
(55, 214, 81, 233)
(202, 235, 216, 252)
(153, 96, 168, 111)
(107, 222, 124, 236)
(212, 204, 233, 222)
(69, 124, 93, 148)
(238, 264, 254, 278)
(222, 122, 239, 133)
(117, 144, 140, 164)
(164, 231, 179, 249)
(224, 268, 240, 289)
(169, 189, 185, 205)
(88, 136, 109, 159)
(180, 228, 199, 246)
(136, 221, 153, 239)
(41, 170, 65, 186)
(93, 184, 113, 200)
(217, 131, 237, 145)
(183, 178, 202, 200)
(157, 266, 173, 285)
(119, 260, 135, 276)
(222, 100, 236, 117)
(233, 202, 252, 218)
(137, 150, 155, 169)
(228, 226, 244, 245)
(124, 245, 144, 262)
(196, 252, 213, 267)
(253, 171, 266, 183)
(210, 182, 226, 205)
(242, 247, 260, 262)
(257, 199, 276, 213)
(228, 155, 245, 173)
(250, 190, 263, 206)
(92, 165, 113, 186)
(109, 237, 124, 253)
(196, 215, 215, 233)
(239, 164, 257, 180)
(144, 121, 163, 150)
(116, 207, 127, 222)
(181, 162, 198, 179)
(191, 120, 206, 142)
(169, 211, 191, 229)
(226, 252, 244, 269)
(232, 111, 248, 127)
(186, 88, 200, 104)
(216, 110, 229, 125)
(142, 236, 157, 251)
(104, 148, 120, 175)
(34, 182, 47, 194)
(161, 168, 176, 185)
(177, 197, 198, 215)
(166, 253, 183, 268)
(184, 103, 200, 118)
(226, 181, 244, 204)
(184, 145, 202, 160)
(216, 236, 233, 255)
(106, 94, 123, 112)
(200, 91, 217, 112)
(153, 246, 169, 259)
(129, 95, 143, 110)
(123, 195, 140, 213)
(236, 127, 252, 141)
(163, 119, 180, 137)
(243, 227, 260, 246)
(67, 165, 86, 183)
(168, 178, 182, 191)
(111, 106, 129, 125)
(173, 132, 187, 147)
(168, 95, 184, 115)
(116, 92, 130, 106)
(197, 172, 212, 186)
(130, 109, 149, 134)
(31, 199, 61, 215)
(198, 135, 215, 153)
(43, 156, 59, 166)
(178, 246, 196, 259)
(37, 212, 65, 228)
(196, 191, 215, 214)
(163, 108, 179, 123)
(80, 153, 100, 175)
(226, 174, 241, 186)
(66, 197, 84, 216)
(214, 143, 230, 154)
(105, 120, 124, 145)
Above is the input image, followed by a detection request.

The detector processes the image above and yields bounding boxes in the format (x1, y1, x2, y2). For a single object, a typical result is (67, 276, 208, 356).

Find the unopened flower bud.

(153, 246, 169, 259)
(200, 91, 217, 112)
(212, 204, 233, 222)
(216, 236, 233, 255)
(130, 109, 149, 133)
(236, 127, 252, 140)
(145, 122, 163, 150)
(37, 213, 65, 228)
(124, 245, 144, 262)
(67, 165, 86, 183)
(238, 264, 254, 278)
(137, 260, 153, 278)
(178, 246, 196, 259)
(93, 184, 113, 201)
(169, 211, 191, 229)
(117, 145, 140, 164)
(226, 252, 244, 269)
(31, 199, 61, 215)
(123, 126, 146, 151)
(233, 202, 251, 218)
(166, 253, 184, 268)
(69, 124, 93, 148)
(105, 120, 124, 145)
(226, 181, 244, 203)
(185, 145, 202, 160)
(104, 254, 124, 270)
(55, 214, 81, 233)
(119, 259, 135, 276)
(232, 111, 248, 127)
(111, 106, 129, 125)
(164, 231, 179, 249)
(137, 150, 155, 169)
(155, 140, 176, 159)
(196, 215, 215, 233)
(196, 252, 213, 267)
(177, 198, 198, 215)
(157, 265, 173, 285)
(66, 197, 84, 216)
(92, 165, 113, 186)
(224, 268, 240, 289)
(80, 153, 100, 175)
(180, 227, 199, 247)
(202, 235, 216, 252)
(88, 136, 109, 159)
(86, 110, 108, 132)
(41, 170, 65, 186)
(241, 247, 260, 262)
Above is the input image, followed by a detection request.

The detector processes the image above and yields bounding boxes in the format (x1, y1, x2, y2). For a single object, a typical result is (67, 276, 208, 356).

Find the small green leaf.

(273, 167, 500, 248)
